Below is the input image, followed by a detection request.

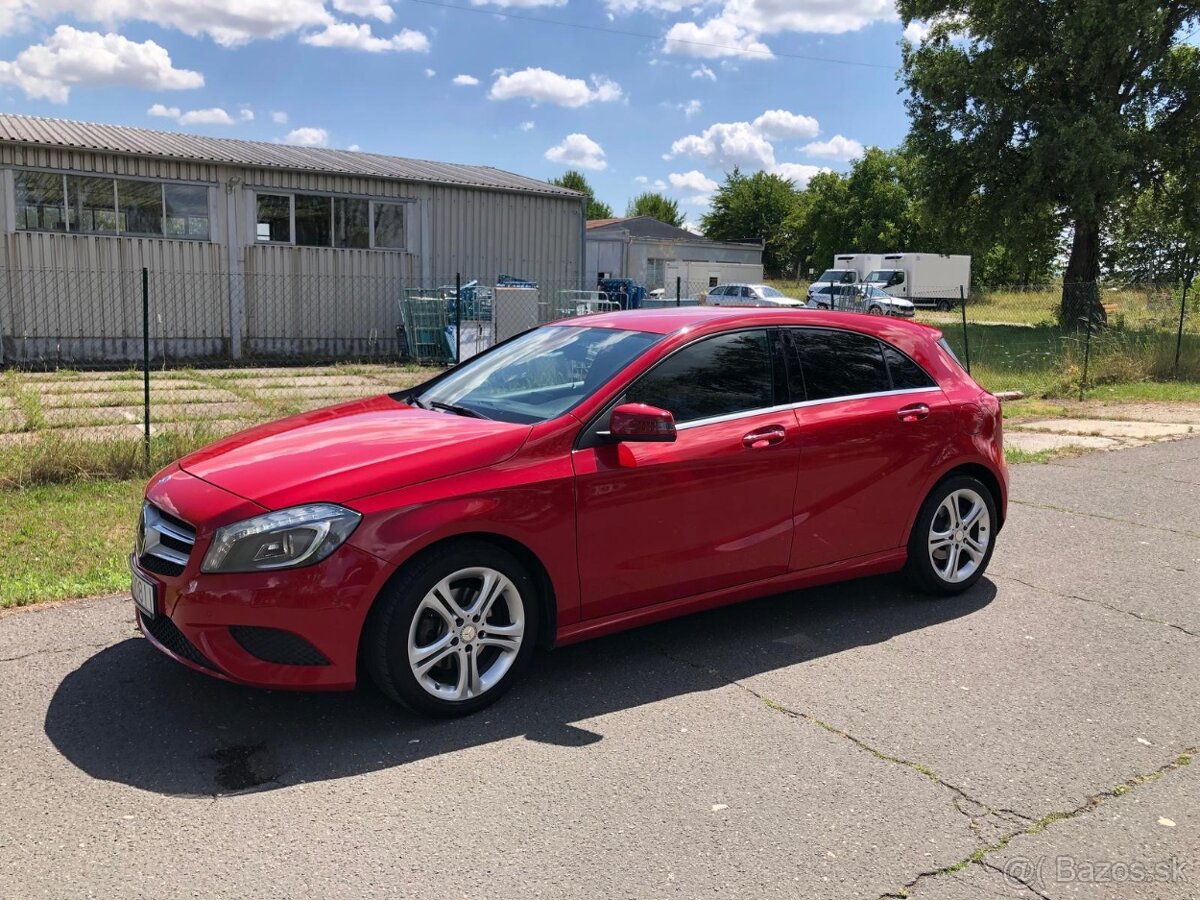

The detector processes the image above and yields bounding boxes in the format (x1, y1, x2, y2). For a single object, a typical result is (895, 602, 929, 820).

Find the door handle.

(897, 403, 931, 423)
(743, 425, 787, 449)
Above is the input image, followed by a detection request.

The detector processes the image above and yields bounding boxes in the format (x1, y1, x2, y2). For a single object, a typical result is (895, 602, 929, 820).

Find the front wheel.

(364, 541, 539, 716)
(904, 476, 997, 596)
(867, 305, 883, 315)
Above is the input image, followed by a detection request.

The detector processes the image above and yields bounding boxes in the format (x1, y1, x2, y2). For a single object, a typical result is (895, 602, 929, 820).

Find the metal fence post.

(454, 272, 461, 364)
(141, 267, 151, 468)
(1079, 283, 1095, 402)
(959, 285, 971, 374)
(1174, 278, 1191, 379)
(676, 276, 681, 308)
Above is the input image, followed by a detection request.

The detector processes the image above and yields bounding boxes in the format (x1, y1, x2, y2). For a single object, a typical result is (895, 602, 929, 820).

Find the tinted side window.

(882, 343, 936, 390)
(626, 330, 774, 424)
(788, 328, 891, 401)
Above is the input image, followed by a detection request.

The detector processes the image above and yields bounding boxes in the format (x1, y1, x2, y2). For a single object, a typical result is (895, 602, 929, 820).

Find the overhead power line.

(401, 0, 899, 71)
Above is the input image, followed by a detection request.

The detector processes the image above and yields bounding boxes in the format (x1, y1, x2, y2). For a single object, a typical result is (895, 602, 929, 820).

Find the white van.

(863, 254, 971, 310)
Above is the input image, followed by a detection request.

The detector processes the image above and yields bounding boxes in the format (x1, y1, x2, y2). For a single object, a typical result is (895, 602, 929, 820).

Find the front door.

(573, 329, 798, 620)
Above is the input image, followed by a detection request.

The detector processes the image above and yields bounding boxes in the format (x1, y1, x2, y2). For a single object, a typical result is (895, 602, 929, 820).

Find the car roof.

(560, 305, 942, 339)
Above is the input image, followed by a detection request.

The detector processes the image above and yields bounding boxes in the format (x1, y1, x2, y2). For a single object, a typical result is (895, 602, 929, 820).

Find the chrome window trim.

(674, 385, 942, 431)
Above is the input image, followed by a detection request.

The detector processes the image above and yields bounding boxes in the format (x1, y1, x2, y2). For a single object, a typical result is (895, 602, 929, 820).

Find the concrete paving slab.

(233, 374, 384, 389)
(989, 501, 1200, 636)
(1005, 432, 1119, 452)
(988, 757, 1199, 900)
(3, 600, 990, 900)
(1014, 418, 1194, 439)
(1077, 401, 1200, 426)
(0, 409, 24, 433)
(251, 385, 380, 401)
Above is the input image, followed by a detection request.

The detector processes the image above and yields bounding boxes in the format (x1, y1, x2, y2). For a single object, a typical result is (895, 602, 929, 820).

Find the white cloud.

(469, 0, 566, 6)
(666, 120, 777, 169)
(284, 126, 330, 146)
(801, 134, 864, 161)
(332, 0, 394, 22)
(519, 120, 535, 131)
(663, 15, 773, 59)
(423, 68, 435, 77)
(752, 109, 819, 140)
(271, 110, 288, 124)
(238, 107, 254, 121)
(691, 64, 717, 81)
(453, 73, 480, 85)
(302, 21, 429, 52)
(488, 68, 623, 107)
(681, 98, 702, 118)
(725, 0, 895, 35)
(10, 0, 335, 48)
(179, 107, 235, 125)
(347, 143, 361, 151)
(669, 170, 719, 194)
(0, 26, 203, 102)
(605, 0, 695, 11)
(771, 162, 828, 187)
(635, 176, 668, 190)
(903, 20, 930, 43)
(147, 103, 180, 119)
(545, 133, 607, 171)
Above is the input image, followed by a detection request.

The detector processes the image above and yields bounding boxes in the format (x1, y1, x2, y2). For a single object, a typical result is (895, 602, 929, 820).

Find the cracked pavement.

(1, 437, 1198, 899)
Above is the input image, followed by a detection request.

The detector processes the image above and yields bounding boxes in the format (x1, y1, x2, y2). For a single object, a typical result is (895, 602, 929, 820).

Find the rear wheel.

(365, 540, 539, 716)
(936, 299, 952, 312)
(904, 476, 996, 596)
(867, 305, 884, 315)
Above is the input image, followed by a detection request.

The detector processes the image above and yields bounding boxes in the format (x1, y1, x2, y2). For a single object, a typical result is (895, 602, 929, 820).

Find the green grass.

(0, 479, 143, 608)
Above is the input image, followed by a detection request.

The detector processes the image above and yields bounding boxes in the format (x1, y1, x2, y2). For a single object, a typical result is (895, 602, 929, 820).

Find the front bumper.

(134, 468, 395, 690)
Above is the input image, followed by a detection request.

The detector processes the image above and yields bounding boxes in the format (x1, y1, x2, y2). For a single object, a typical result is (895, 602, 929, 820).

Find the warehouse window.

(373, 201, 405, 249)
(253, 191, 407, 249)
(165, 184, 210, 240)
(14, 170, 211, 239)
(14, 172, 66, 232)
(256, 193, 291, 242)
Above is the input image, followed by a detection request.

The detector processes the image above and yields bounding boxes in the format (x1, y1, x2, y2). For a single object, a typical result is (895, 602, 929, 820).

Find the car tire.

(364, 539, 539, 717)
(904, 475, 997, 596)
(867, 305, 883, 315)
(936, 299, 952, 312)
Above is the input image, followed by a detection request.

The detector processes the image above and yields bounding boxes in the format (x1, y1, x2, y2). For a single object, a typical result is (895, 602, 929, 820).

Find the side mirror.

(607, 403, 677, 443)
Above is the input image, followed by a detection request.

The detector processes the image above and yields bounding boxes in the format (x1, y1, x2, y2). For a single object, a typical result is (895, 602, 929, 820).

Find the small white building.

(0, 113, 585, 363)
(586, 216, 764, 292)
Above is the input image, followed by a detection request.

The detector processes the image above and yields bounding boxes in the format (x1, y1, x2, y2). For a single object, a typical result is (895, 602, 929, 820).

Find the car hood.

(179, 395, 532, 509)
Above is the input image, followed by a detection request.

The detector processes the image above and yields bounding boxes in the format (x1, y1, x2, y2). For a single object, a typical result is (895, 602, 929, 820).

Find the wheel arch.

(932, 463, 1005, 530)
(357, 531, 560, 668)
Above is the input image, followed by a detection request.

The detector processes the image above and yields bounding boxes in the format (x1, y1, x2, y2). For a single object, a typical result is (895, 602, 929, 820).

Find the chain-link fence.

(1, 265, 1196, 395)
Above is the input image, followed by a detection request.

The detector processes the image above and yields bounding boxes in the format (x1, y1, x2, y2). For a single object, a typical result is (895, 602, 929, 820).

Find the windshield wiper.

(407, 394, 429, 410)
(430, 400, 489, 420)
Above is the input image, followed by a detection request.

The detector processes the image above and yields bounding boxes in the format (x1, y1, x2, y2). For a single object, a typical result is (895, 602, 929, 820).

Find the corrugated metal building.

(0, 113, 585, 362)
(586, 216, 763, 292)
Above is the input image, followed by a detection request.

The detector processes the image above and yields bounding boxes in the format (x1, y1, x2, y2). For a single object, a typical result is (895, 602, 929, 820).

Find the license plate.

(131, 567, 158, 619)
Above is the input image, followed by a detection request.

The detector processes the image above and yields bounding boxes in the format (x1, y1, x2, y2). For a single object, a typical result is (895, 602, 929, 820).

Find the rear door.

(783, 327, 952, 570)
(573, 329, 799, 619)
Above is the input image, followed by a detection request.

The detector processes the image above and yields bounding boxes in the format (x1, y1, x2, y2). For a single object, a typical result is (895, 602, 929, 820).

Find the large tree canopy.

(626, 192, 685, 227)
(550, 169, 613, 220)
(900, 0, 1200, 317)
(701, 169, 798, 275)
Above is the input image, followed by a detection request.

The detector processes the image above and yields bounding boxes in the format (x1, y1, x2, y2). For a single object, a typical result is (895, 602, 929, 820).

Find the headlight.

(201, 504, 362, 574)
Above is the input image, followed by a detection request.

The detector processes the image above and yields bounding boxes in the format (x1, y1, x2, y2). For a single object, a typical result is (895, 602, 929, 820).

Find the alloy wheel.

(927, 488, 991, 584)
(407, 566, 525, 701)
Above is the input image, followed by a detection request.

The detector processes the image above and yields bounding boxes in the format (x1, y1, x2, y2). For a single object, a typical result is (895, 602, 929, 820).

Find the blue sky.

(0, 0, 914, 223)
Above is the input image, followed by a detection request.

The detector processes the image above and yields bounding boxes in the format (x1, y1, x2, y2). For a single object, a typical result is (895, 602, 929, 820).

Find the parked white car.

(807, 284, 916, 318)
(707, 284, 806, 308)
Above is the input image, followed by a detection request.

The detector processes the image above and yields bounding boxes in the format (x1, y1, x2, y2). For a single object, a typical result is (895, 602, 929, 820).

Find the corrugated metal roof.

(0, 113, 584, 198)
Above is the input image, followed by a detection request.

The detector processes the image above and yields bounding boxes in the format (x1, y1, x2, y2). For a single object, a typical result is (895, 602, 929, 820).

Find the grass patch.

(0, 479, 143, 608)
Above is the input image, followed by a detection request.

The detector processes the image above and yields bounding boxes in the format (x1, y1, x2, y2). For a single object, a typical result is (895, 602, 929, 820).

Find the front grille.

(140, 610, 218, 671)
(137, 502, 196, 578)
(229, 626, 330, 666)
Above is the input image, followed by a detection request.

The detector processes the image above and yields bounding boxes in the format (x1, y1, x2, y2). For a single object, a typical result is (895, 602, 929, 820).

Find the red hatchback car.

(133, 307, 1007, 716)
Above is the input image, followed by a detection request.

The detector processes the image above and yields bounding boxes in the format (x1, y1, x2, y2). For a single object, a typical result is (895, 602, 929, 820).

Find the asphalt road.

(2, 437, 1198, 899)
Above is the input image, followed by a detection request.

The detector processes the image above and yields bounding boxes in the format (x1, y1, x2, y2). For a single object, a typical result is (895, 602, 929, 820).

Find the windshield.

(415, 326, 661, 424)
(815, 269, 852, 283)
(865, 270, 893, 284)
(756, 286, 785, 298)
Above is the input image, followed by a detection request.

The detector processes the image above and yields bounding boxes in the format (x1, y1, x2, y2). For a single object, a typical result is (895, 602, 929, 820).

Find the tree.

(1107, 175, 1200, 285)
(701, 168, 801, 275)
(625, 192, 685, 227)
(550, 169, 613, 220)
(899, 0, 1200, 320)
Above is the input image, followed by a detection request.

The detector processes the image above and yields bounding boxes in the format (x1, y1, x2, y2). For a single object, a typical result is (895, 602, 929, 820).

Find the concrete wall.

(586, 233, 763, 290)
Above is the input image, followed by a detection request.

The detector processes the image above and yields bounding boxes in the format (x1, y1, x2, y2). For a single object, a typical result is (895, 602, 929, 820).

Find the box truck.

(863, 254, 971, 310)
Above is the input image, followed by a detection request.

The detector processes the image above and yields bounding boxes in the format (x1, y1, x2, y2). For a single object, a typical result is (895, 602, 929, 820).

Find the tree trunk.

(1062, 218, 1105, 326)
